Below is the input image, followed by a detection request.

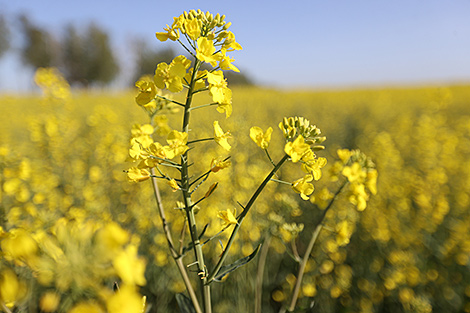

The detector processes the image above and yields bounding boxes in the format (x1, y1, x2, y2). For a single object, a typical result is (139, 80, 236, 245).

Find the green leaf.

(175, 293, 196, 313)
(213, 244, 261, 282)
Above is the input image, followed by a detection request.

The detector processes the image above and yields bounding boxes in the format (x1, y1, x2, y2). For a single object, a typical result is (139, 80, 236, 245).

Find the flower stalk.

(206, 154, 289, 284)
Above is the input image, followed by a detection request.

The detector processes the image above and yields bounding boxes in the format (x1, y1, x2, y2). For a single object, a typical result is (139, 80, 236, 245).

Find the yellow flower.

(154, 55, 191, 93)
(336, 220, 352, 246)
(96, 222, 130, 255)
(131, 123, 154, 136)
(292, 175, 315, 200)
(250, 126, 273, 149)
(207, 71, 232, 117)
(184, 18, 201, 40)
(284, 136, 311, 163)
(34, 67, 71, 101)
(127, 167, 150, 182)
(366, 169, 378, 195)
(113, 244, 147, 286)
(215, 89, 232, 118)
(106, 285, 144, 313)
(39, 292, 61, 313)
(213, 121, 231, 151)
(196, 37, 222, 66)
(301, 151, 327, 180)
(337, 149, 352, 164)
(68, 301, 104, 313)
(342, 162, 367, 183)
(167, 179, 180, 192)
(0, 268, 23, 308)
(1, 228, 38, 261)
(349, 183, 369, 211)
(211, 157, 231, 172)
(218, 208, 238, 226)
(134, 80, 156, 106)
(221, 31, 242, 51)
(155, 24, 180, 41)
(129, 142, 149, 160)
(163, 130, 189, 159)
(219, 50, 240, 72)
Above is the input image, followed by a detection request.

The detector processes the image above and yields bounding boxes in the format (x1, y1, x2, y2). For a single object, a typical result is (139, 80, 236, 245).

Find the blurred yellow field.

(1, 78, 470, 312)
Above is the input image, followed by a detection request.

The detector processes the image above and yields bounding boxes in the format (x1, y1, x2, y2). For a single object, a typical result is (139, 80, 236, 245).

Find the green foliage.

(62, 23, 120, 86)
(19, 15, 59, 68)
(0, 15, 10, 59)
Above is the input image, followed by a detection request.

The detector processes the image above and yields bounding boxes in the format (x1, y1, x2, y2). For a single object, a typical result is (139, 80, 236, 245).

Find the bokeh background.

(1, 1, 470, 313)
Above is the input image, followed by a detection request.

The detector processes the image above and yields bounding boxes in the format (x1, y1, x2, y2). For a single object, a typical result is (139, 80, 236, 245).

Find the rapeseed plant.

(126, 9, 376, 313)
(2, 8, 470, 313)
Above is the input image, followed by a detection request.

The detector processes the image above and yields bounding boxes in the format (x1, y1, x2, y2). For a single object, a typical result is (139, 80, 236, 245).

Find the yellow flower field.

(1, 79, 470, 312)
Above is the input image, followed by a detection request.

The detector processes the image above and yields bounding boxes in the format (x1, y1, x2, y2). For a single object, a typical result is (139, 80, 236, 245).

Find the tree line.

(0, 14, 253, 88)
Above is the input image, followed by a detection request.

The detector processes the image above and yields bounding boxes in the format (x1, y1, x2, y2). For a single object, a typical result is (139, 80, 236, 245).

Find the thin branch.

(283, 180, 348, 312)
(255, 234, 272, 313)
(177, 38, 196, 58)
(188, 103, 218, 112)
(264, 148, 276, 168)
(150, 168, 202, 313)
(270, 178, 292, 185)
(206, 154, 289, 284)
(188, 137, 214, 145)
(155, 94, 185, 107)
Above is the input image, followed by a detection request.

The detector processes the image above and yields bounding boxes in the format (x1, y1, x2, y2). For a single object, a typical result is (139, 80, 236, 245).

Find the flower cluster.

(331, 149, 377, 211)
(133, 9, 242, 119)
(34, 67, 71, 102)
(283, 117, 327, 200)
(249, 117, 327, 201)
(127, 125, 189, 182)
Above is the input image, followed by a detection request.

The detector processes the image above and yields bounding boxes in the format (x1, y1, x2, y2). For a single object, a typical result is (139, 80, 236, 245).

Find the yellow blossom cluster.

(133, 9, 242, 119)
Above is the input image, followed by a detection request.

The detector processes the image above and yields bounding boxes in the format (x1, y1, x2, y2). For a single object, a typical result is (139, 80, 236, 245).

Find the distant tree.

(132, 39, 175, 84)
(223, 70, 254, 86)
(62, 25, 87, 85)
(84, 23, 119, 86)
(61, 23, 119, 87)
(0, 15, 10, 59)
(19, 15, 59, 68)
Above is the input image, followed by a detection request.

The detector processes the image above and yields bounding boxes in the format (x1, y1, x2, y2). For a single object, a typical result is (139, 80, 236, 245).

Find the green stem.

(155, 94, 185, 107)
(270, 178, 292, 185)
(264, 148, 276, 168)
(149, 111, 202, 313)
(188, 137, 214, 144)
(150, 168, 202, 313)
(283, 180, 347, 312)
(180, 58, 212, 313)
(207, 153, 289, 284)
(188, 102, 218, 112)
(255, 234, 272, 313)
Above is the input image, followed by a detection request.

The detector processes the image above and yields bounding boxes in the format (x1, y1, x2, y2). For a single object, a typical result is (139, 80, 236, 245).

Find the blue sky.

(1, 0, 470, 91)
